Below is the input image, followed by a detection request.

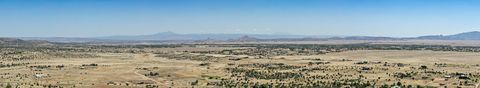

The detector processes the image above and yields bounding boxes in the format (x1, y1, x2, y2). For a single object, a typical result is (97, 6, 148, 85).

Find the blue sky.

(1, 0, 480, 37)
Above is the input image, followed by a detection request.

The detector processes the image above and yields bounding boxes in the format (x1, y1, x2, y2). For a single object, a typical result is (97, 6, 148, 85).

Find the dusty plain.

(1, 43, 480, 88)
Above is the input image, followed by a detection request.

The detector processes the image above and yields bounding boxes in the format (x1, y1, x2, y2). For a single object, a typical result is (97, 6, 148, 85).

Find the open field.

(1, 44, 480, 88)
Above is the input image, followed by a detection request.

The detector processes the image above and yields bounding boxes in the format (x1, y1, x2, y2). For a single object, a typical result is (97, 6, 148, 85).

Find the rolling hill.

(0, 38, 51, 46)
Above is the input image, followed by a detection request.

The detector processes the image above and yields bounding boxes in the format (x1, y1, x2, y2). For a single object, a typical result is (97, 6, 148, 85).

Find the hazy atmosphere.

(1, 0, 480, 37)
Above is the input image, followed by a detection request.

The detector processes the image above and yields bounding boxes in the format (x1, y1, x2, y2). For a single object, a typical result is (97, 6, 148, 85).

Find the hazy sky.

(1, 0, 480, 37)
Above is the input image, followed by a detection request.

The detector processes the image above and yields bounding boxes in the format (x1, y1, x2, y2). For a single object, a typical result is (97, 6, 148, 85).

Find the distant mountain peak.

(417, 31, 480, 40)
(455, 31, 480, 35)
(239, 35, 254, 38)
(89, 31, 480, 41)
(228, 35, 259, 42)
(154, 31, 178, 35)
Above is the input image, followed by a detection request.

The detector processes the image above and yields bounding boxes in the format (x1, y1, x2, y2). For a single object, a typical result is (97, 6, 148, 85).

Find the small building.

(391, 86, 401, 88)
(459, 75, 469, 79)
(372, 61, 382, 64)
(443, 75, 452, 78)
(361, 67, 372, 70)
(394, 63, 405, 67)
(33, 74, 47, 78)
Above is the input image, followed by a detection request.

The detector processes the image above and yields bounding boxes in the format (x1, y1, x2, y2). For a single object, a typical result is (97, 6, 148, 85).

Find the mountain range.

(95, 31, 334, 41)
(417, 31, 480, 40)
(11, 31, 480, 43)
